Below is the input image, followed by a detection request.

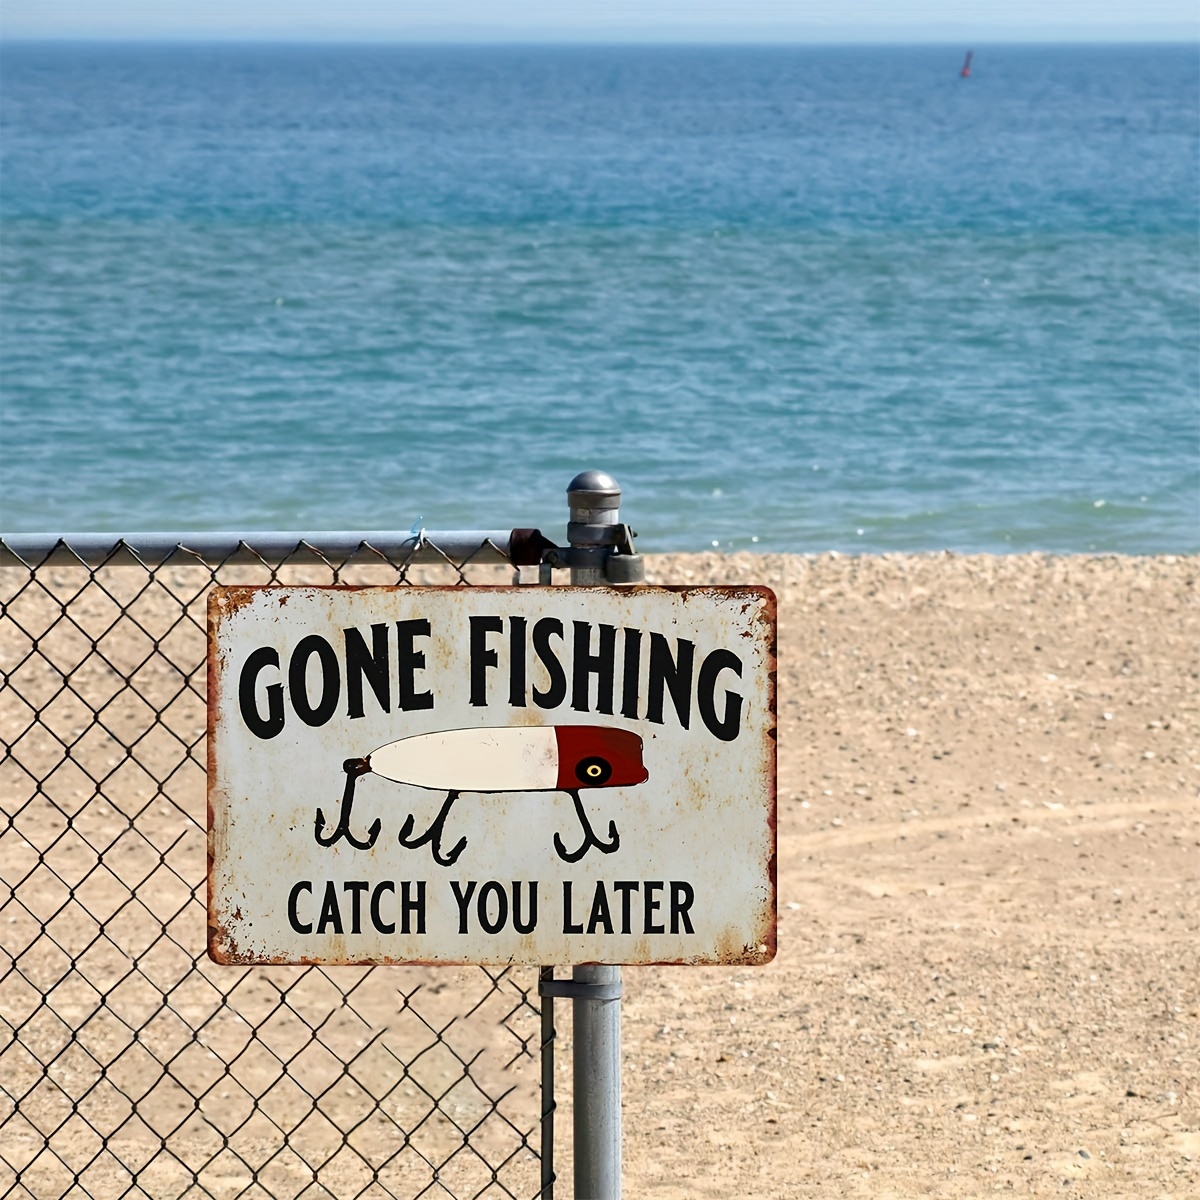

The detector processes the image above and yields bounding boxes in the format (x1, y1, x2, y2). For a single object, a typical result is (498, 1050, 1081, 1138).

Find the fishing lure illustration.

(315, 724, 649, 865)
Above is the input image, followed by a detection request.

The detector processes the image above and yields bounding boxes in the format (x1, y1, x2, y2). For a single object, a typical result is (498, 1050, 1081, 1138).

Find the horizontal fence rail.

(0, 532, 549, 1200)
(0, 530, 555, 571)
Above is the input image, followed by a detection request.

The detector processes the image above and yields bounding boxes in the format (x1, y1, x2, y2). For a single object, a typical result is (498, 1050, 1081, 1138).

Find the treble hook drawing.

(314, 757, 381, 849)
(318, 725, 647, 865)
(554, 789, 620, 863)
(397, 790, 468, 866)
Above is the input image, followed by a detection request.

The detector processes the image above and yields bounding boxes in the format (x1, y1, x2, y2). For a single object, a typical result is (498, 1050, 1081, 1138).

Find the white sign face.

(207, 586, 776, 966)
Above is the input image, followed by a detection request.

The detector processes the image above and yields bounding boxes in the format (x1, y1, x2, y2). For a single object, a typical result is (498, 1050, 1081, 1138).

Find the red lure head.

(554, 725, 648, 790)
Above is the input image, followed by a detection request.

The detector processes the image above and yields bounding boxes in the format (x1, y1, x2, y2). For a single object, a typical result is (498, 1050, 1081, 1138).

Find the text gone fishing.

(237, 615, 747, 743)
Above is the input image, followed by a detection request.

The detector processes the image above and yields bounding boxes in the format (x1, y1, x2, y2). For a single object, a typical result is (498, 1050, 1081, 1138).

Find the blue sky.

(1, 0, 1195, 43)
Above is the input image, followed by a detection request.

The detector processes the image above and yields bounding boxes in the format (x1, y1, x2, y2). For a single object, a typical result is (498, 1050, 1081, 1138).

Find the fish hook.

(554, 788, 620, 863)
(398, 790, 468, 867)
(314, 757, 382, 850)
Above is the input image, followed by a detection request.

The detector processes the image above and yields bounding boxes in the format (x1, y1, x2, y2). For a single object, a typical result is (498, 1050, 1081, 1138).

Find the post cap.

(566, 470, 621, 510)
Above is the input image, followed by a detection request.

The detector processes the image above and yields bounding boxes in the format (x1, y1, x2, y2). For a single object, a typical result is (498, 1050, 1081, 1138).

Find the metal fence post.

(567, 470, 624, 1200)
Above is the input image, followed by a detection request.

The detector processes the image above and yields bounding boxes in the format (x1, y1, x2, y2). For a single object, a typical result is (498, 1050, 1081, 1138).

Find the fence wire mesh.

(0, 537, 546, 1200)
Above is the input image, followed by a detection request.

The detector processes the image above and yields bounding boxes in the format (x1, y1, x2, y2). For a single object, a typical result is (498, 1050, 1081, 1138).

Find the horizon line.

(2, 33, 1197, 47)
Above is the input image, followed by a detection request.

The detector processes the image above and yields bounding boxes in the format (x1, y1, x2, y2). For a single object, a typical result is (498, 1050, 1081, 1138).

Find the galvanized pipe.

(540, 967, 557, 1200)
(568, 470, 623, 1200)
(0, 529, 549, 570)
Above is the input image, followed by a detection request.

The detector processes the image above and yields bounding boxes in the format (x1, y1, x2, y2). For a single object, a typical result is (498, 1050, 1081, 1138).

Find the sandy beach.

(622, 551, 1198, 1197)
(2, 550, 1196, 1198)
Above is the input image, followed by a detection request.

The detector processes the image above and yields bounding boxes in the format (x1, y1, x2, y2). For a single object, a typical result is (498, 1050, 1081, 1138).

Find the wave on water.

(1, 45, 1196, 552)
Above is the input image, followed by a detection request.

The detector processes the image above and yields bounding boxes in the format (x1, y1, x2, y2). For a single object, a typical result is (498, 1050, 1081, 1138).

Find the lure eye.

(575, 756, 612, 786)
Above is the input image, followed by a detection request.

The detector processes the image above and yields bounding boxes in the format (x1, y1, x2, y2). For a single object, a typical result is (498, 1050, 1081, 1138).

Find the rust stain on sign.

(207, 586, 775, 966)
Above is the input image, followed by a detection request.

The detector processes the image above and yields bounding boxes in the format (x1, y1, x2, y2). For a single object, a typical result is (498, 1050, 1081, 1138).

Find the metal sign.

(207, 586, 776, 966)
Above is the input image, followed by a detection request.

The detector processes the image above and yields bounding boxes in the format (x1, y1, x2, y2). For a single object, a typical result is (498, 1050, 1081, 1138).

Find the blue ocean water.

(1, 43, 1196, 553)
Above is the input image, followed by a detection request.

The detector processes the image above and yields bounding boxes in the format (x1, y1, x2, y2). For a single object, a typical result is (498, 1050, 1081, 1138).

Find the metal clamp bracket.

(540, 534, 645, 584)
(538, 977, 624, 1001)
(565, 520, 638, 550)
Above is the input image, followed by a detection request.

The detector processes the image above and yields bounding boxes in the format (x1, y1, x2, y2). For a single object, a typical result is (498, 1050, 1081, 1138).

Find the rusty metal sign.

(207, 586, 776, 966)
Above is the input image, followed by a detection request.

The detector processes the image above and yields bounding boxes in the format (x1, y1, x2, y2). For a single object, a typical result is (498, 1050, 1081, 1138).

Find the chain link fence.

(0, 535, 550, 1200)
